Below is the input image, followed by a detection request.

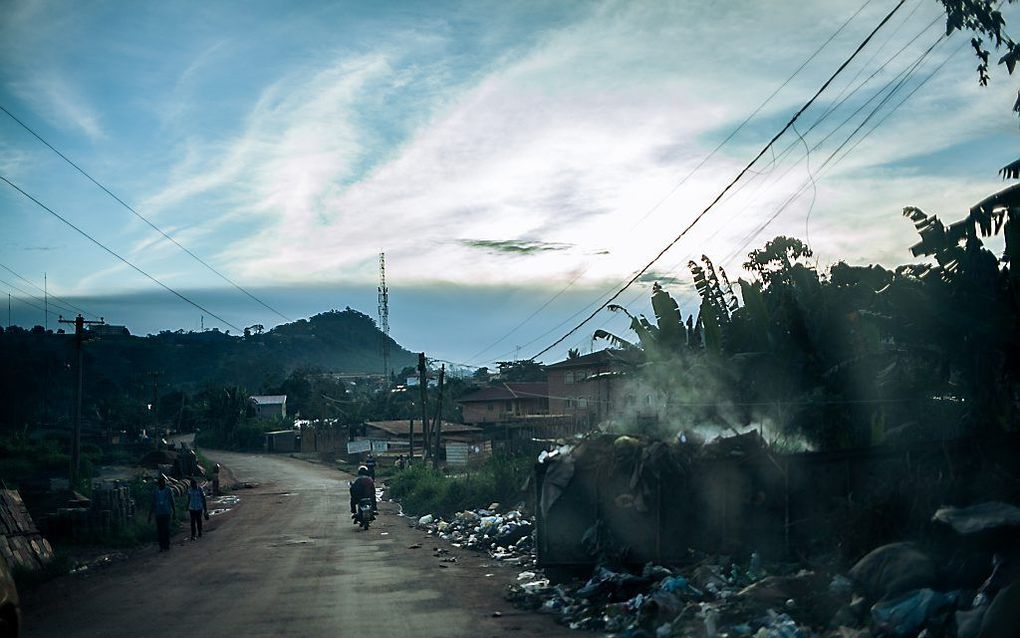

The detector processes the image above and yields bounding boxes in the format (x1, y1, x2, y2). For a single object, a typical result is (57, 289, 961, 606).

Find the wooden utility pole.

(58, 313, 104, 487)
(431, 364, 445, 468)
(408, 416, 415, 461)
(148, 371, 164, 443)
(417, 353, 430, 460)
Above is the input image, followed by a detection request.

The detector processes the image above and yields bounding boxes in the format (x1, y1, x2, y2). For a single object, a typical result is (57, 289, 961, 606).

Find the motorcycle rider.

(349, 465, 377, 521)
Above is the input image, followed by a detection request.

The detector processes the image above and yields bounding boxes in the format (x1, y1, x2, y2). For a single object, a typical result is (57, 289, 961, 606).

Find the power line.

(531, 0, 907, 360)
(468, 0, 878, 366)
(0, 174, 245, 332)
(5, 290, 57, 319)
(624, 0, 878, 232)
(0, 277, 78, 316)
(717, 34, 952, 271)
(623, 16, 947, 303)
(0, 262, 98, 319)
(0, 104, 291, 323)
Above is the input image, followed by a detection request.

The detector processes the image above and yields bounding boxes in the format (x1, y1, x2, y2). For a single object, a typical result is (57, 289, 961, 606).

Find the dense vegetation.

(0, 308, 416, 437)
(387, 455, 533, 517)
(598, 164, 1019, 449)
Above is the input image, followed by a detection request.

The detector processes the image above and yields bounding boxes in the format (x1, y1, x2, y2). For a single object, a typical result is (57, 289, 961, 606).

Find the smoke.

(597, 355, 809, 450)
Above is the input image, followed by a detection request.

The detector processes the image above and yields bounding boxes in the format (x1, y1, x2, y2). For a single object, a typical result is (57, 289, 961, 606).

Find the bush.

(388, 455, 532, 517)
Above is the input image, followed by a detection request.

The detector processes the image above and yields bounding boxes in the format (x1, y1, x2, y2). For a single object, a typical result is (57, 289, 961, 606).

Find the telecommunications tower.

(378, 252, 390, 378)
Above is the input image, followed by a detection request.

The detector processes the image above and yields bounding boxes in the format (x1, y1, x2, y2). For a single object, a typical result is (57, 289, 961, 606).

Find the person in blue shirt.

(149, 475, 176, 552)
(187, 478, 209, 540)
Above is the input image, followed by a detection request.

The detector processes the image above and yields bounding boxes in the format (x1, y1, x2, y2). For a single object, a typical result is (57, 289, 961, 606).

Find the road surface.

(21, 451, 574, 638)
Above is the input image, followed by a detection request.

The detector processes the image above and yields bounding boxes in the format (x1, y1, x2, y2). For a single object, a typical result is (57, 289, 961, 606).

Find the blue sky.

(0, 0, 1017, 366)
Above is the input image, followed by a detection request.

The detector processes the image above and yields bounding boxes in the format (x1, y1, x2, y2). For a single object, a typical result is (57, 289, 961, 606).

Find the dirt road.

(22, 452, 575, 637)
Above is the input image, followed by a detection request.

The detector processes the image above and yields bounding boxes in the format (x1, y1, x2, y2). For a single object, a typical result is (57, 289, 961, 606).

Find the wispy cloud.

(11, 73, 104, 141)
(461, 239, 573, 255)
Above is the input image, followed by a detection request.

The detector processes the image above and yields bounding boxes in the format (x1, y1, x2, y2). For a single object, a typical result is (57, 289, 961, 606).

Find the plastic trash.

(702, 604, 719, 637)
(659, 575, 703, 597)
(754, 612, 802, 638)
(870, 588, 959, 638)
(829, 574, 853, 597)
(748, 551, 763, 581)
(417, 514, 434, 526)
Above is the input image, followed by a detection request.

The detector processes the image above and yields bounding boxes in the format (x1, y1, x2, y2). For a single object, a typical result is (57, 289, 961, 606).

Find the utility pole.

(418, 353, 430, 460)
(378, 252, 390, 378)
(148, 371, 164, 443)
(408, 414, 415, 462)
(432, 364, 445, 468)
(44, 273, 47, 331)
(58, 313, 104, 487)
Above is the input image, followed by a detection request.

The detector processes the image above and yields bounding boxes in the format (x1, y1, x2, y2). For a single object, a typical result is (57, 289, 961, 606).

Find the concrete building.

(458, 382, 549, 426)
(545, 349, 641, 428)
(250, 395, 287, 420)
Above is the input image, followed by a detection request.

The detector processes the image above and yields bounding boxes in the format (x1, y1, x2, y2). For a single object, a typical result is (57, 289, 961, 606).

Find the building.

(264, 429, 298, 452)
(458, 382, 549, 426)
(362, 419, 486, 456)
(86, 324, 130, 337)
(249, 395, 287, 420)
(545, 349, 641, 428)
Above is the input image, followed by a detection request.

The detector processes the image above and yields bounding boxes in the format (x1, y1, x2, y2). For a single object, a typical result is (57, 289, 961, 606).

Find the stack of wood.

(88, 484, 135, 535)
(47, 483, 137, 541)
(0, 489, 54, 571)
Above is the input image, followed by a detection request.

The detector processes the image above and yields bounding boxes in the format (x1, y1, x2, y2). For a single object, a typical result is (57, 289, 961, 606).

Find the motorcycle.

(354, 497, 375, 530)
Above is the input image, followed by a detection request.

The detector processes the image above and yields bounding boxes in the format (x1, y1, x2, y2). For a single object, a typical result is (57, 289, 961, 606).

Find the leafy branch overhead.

(939, 0, 1020, 112)
(592, 161, 1019, 450)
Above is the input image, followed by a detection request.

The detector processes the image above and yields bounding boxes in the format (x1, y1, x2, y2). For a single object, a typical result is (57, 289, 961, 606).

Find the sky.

(0, 0, 1018, 367)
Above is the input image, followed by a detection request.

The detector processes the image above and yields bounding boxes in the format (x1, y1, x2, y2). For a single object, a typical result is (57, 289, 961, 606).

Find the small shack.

(364, 420, 486, 457)
(250, 395, 287, 420)
(264, 429, 298, 452)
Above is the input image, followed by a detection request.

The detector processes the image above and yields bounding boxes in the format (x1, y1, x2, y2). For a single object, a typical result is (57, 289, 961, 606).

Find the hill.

(0, 307, 416, 431)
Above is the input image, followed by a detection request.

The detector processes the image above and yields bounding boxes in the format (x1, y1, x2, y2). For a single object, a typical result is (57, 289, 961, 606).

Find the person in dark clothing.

(364, 454, 377, 479)
(187, 478, 208, 540)
(349, 465, 376, 518)
(149, 475, 176, 552)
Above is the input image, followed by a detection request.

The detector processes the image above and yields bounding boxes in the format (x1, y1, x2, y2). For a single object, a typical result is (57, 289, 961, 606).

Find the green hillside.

(0, 307, 416, 432)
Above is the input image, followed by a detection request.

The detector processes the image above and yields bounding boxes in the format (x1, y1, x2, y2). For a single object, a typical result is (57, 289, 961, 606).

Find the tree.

(495, 360, 546, 382)
(938, 0, 1020, 114)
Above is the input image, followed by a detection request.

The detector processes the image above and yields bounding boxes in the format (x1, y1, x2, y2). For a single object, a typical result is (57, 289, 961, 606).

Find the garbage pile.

(504, 501, 1020, 637)
(414, 503, 535, 566)
(507, 553, 829, 636)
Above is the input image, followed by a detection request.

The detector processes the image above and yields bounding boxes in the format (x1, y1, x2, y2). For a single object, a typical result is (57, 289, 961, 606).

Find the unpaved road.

(21, 452, 575, 638)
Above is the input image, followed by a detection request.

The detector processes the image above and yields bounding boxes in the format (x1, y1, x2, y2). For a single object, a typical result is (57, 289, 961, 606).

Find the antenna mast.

(378, 252, 390, 378)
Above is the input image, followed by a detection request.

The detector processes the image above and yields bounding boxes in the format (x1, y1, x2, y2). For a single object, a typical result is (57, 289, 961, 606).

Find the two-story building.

(458, 382, 549, 426)
(545, 349, 642, 428)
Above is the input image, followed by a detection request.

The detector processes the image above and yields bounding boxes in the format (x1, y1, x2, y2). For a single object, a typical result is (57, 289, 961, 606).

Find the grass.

(387, 455, 533, 517)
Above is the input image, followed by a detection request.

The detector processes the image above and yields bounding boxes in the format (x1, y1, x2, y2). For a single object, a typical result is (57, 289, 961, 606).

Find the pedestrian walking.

(365, 453, 377, 479)
(187, 478, 209, 540)
(149, 475, 176, 552)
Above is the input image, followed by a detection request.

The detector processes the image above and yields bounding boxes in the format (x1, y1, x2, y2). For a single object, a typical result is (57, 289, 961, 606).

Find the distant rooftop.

(545, 349, 640, 369)
(457, 382, 547, 403)
(249, 395, 287, 405)
(365, 420, 481, 436)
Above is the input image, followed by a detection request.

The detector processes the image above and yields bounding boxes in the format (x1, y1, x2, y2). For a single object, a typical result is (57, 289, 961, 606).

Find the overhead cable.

(0, 262, 98, 319)
(531, 0, 908, 360)
(0, 174, 244, 332)
(0, 104, 291, 322)
(468, 0, 878, 365)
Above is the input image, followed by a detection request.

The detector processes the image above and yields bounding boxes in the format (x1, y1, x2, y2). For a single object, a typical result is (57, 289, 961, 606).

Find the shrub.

(388, 455, 532, 517)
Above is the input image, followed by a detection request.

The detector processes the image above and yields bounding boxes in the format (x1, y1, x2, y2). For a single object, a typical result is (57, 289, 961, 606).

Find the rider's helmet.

(357, 465, 370, 476)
